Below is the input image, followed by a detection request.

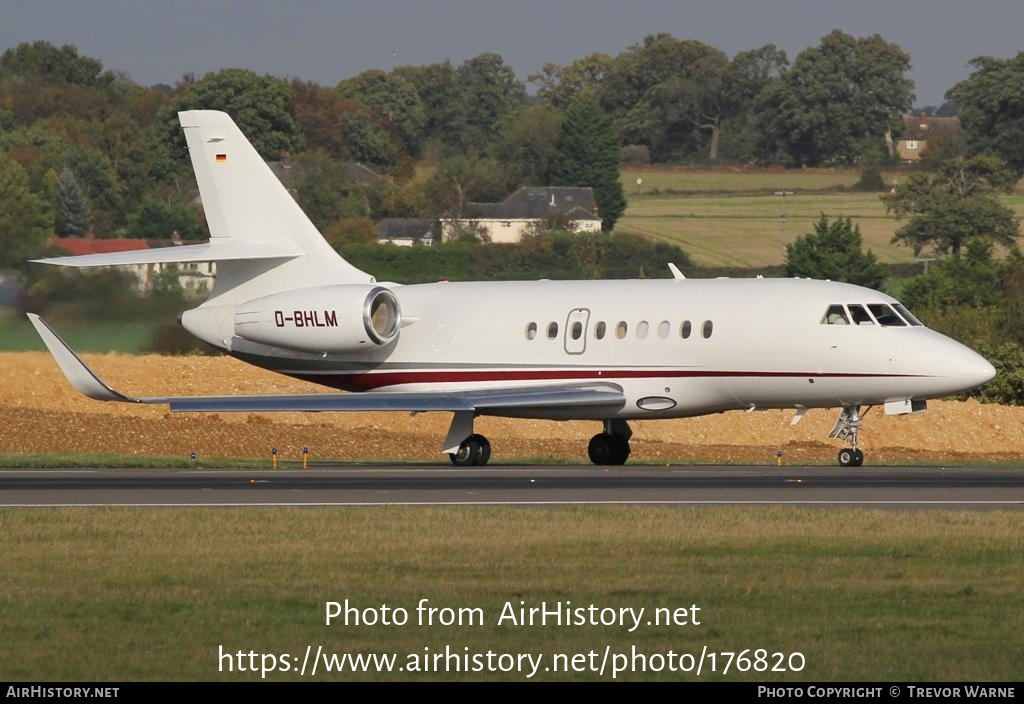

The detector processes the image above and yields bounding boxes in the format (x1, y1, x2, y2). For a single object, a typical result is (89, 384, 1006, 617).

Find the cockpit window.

(821, 304, 850, 325)
(892, 302, 923, 326)
(847, 304, 874, 326)
(867, 303, 907, 327)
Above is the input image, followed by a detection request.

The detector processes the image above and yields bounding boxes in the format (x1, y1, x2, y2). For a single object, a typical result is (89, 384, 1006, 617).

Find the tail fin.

(32, 111, 373, 304)
(178, 110, 372, 300)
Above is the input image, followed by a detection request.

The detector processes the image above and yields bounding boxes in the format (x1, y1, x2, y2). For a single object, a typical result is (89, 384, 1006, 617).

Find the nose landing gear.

(830, 406, 867, 467)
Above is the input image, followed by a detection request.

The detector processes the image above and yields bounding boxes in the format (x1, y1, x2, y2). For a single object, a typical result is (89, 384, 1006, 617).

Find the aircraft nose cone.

(955, 351, 996, 389)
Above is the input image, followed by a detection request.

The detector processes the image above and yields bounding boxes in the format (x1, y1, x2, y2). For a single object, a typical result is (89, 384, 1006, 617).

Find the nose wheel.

(837, 447, 864, 467)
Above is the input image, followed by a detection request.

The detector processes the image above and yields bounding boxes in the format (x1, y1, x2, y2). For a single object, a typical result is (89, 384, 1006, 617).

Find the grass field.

(0, 507, 1020, 681)
(619, 167, 1024, 267)
(0, 316, 160, 353)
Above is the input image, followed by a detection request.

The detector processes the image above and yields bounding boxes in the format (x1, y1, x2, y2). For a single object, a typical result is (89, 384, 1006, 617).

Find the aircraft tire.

(851, 448, 864, 467)
(837, 448, 855, 467)
(588, 433, 630, 466)
(449, 437, 485, 466)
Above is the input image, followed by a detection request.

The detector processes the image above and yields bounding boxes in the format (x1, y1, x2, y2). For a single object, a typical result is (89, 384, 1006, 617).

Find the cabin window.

(702, 320, 713, 339)
(637, 321, 649, 339)
(892, 302, 923, 326)
(594, 321, 607, 339)
(571, 321, 583, 340)
(657, 320, 670, 339)
(616, 321, 628, 339)
(547, 322, 559, 339)
(525, 322, 537, 340)
(847, 304, 874, 326)
(681, 320, 692, 339)
(867, 303, 907, 327)
(821, 304, 850, 325)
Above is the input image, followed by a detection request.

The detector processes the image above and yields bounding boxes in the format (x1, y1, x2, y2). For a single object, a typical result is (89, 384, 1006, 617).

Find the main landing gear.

(829, 406, 866, 467)
(588, 419, 632, 466)
(449, 433, 491, 467)
(444, 412, 492, 466)
(443, 413, 634, 467)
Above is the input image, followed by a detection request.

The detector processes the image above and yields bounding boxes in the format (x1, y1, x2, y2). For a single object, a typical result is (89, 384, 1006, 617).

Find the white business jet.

(28, 111, 996, 467)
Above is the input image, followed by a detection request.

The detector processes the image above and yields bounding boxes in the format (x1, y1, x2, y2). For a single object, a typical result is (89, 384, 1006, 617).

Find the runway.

(1, 465, 1024, 508)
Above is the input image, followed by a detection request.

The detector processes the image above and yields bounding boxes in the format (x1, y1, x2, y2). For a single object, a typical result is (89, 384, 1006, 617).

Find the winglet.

(667, 263, 686, 280)
(26, 314, 136, 402)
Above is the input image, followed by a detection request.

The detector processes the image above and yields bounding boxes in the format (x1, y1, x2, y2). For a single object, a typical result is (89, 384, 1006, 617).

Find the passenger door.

(564, 308, 590, 355)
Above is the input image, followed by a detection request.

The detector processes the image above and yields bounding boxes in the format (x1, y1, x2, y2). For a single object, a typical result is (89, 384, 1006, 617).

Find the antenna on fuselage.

(667, 262, 685, 280)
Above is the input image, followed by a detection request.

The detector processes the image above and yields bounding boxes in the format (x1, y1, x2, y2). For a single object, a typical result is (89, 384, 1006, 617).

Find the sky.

(1, 0, 1022, 107)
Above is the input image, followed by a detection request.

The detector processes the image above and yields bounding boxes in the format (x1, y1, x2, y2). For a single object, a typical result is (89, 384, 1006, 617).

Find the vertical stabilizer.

(178, 110, 372, 302)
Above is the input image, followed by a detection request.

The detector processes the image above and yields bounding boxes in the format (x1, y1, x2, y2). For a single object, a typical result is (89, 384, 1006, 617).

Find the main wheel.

(470, 434, 491, 466)
(588, 433, 613, 465)
(449, 436, 484, 466)
(610, 436, 631, 465)
(588, 433, 631, 466)
(851, 448, 864, 467)
(837, 448, 855, 467)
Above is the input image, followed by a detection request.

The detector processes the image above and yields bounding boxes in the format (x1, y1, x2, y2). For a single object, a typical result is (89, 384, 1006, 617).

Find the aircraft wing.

(27, 314, 625, 413)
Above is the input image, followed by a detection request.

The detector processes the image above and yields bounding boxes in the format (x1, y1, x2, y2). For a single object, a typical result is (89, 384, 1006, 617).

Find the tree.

(323, 217, 377, 248)
(55, 167, 91, 235)
(393, 62, 460, 145)
(336, 70, 427, 153)
(290, 80, 354, 158)
(492, 105, 563, 186)
(451, 54, 526, 151)
(884, 155, 1019, 256)
(338, 110, 401, 167)
(166, 69, 303, 160)
(659, 50, 730, 161)
(424, 155, 510, 218)
(756, 30, 913, 165)
(0, 41, 109, 86)
(126, 198, 204, 239)
(550, 93, 626, 231)
(0, 156, 52, 269)
(852, 149, 887, 191)
(947, 53, 1024, 176)
(784, 215, 886, 288)
(718, 45, 789, 161)
(293, 151, 352, 229)
(900, 239, 1004, 309)
(530, 53, 613, 110)
(600, 34, 724, 160)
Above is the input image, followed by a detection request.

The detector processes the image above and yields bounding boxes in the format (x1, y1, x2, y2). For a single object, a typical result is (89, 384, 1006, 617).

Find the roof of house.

(341, 161, 386, 182)
(267, 159, 386, 193)
(899, 115, 961, 141)
(457, 187, 600, 221)
(375, 218, 436, 239)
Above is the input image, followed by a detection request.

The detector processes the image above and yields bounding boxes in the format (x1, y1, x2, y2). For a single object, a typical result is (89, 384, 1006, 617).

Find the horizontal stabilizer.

(31, 242, 302, 268)
(28, 314, 626, 414)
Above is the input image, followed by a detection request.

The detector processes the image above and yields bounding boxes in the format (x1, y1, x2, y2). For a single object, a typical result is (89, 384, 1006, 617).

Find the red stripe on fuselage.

(290, 369, 923, 392)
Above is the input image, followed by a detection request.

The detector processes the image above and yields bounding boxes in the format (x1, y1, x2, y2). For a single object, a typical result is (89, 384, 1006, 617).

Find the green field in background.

(0, 507, 1020, 681)
(0, 316, 160, 353)
(619, 168, 1024, 267)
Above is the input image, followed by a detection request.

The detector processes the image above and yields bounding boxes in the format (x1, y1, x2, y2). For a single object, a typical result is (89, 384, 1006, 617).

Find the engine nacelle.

(233, 285, 401, 353)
